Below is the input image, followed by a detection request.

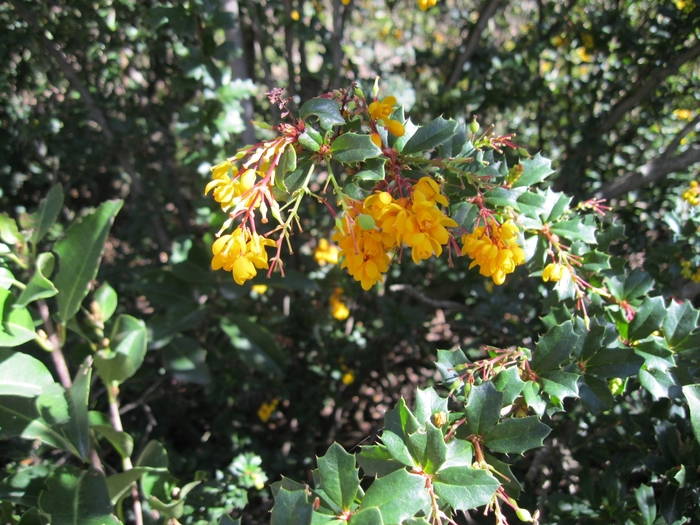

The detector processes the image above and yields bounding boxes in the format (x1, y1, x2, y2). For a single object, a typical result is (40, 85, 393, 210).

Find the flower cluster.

(333, 177, 457, 289)
(681, 260, 700, 282)
(330, 287, 350, 320)
(682, 181, 700, 206)
(205, 160, 259, 212)
(257, 397, 280, 423)
(461, 219, 525, 285)
(368, 96, 405, 138)
(211, 227, 276, 285)
(417, 0, 437, 10)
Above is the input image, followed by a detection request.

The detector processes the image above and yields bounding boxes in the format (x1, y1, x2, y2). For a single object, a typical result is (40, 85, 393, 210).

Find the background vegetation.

(1, 0, 699, 524)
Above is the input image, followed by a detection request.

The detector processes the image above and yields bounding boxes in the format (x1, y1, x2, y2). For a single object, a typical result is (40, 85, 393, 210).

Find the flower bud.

(357, 213, 376, 230)
(470, 117, 480, 134)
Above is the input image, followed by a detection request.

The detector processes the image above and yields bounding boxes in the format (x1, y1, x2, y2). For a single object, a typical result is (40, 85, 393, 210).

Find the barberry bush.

(1, 0, 699, 524)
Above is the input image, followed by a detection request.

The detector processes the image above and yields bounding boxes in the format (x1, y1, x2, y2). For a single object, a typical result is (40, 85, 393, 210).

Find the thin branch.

(243, 0, 274, 89)
(283, 0, 298, 100)
(389, 284, 470, 312)
(36, 299, 72, 389)
(597, 41, 700, 135)
(445, 0, 505, 90)
(594, 143, 700, 200)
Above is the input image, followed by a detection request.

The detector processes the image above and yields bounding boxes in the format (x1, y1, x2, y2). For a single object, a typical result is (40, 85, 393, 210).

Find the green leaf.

(483, 453, 522, 498)
(357, 445, 404, 478)
(484, 187, 525, 209)
(0, 464, 54, 507)
(92, 425, 134, 459)
(37, 383, 71, 425)
(584, 347, 643, 378)
(299, 98, 346, 130)
(402, 116, 457, 155)
(450, 202, 479, 231)
(270, 487, 313, 525)
(53, 200, 123, 324)
(522, 381, 546, 416)
(0, 349, 55, 397)
(410, 423, 447, 474)
(483, 416, 551, 454)
(381, 430, 415, 467)
(275, 145, 298, 183)
(581, 250, 611, 272)
(65, 361, 91, 460)
(432, 466, 500, 510)
(539, 370, 580, 402)
(330, 133, 382, 164)
(663, 301, 699, 349)
(93, 282, 118, 324)
(511, 153, 554, 188)
(0, 212, 20, 244)
(342, 182, 371, 201)
(0, 289, 36, 347)
(464, 382, 503, 436)
(549, 219, 597, 244)
(38, 466, 120, 525)
(163, 336, 211, 385)
(136, 440, 169, 469)
(681, 384, 700, 442)
(17, 507, 49, 525)
(493, 367, 526, 406)
(531, 321, 580, 373)
(347, 507, 382, 525)
(384, 398, 421, 441)
(0, 396, 78, 455)
(606, 269, 654, 302)
(105, 468, 150, 506)
(94, 315, 148, 386)
(32, 184, 64, 246)
(635, 484, 656, 525)
(435, 348, 469, 389)
(220, 316, 286, 377)
(634, 340, 674, 371)
(639, 367, 678, 400)
(578, 375, 615, 415)
(148, 302, 207, 349)
(413, 387, 448, 426)
(15, 252, 58, 308)
(354, 157, 386, 181)
(629, 296, 667, 342)
(360, 469, 430, 524)
(0, 266, 20, 289)
(316, 443, 360, 511)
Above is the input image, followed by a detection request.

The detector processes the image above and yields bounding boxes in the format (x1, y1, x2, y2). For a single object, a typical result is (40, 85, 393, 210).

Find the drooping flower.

(461, 219, 525, 285)
(205, 164, 259, 212)
(330, 287, 350, 320)
(211, 227, 276, 285)
(368, 96, 397, 120)
(542, 262, 568, 283)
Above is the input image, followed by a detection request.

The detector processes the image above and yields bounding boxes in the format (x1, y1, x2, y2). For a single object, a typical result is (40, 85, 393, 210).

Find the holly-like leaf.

(483, 453, 523, 498)
(482, 416, 551, 454)
(316, 443, 360, 511)
(360, 469, 430, 524)
(0, 349, 55, 397)
(634, 340, 674, 371)
(220, 316, 286, 377)
(355, 157, 386, 181)
(606, 269, 654, 303)
(550, 219, 597, 244)
(450, 202, 479, 231)
(663, 301, 699, 349)
(639, 367, 679, 400)
(493, 366, 526, 406)
(299, 97, 345, 130)
(31, 184, 64, 247)
(484, 187, 525, 210)
(349, 507, 383, 525)
(38, 466, 120, 525)
(436, 348, 469, 389)
(409, 423, 447, 475)
(0, 289, 36, 347)
(432, 466, 500, 510)
(539, 370, 580, 402)
(357, 445, 404, 478)
(628, 296, 667, 342)
(94, 315, 148, 386)
(381, 430, 415, 467)
(401, 116, 457, 155)
(441, 439, 473, 469)
(584, 347, 643, 378)
(681, 384, 700, 442)
(464, 382, 503, 436)
(413, 387, 448, 426)
(384, 398, 420, 441)
(531, 321, 580, 373)
(511, 153, 554, 188)
(15, 252, 58, 308)
(578, 375, 615, 415)
(522, 381, 546, 416)
(330, 133, 382, 164)
(581, 250, 611, 272)
(53, 199, 123, 324)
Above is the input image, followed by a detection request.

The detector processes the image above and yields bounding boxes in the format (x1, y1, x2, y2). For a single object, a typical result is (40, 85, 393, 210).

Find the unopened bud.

(372, 76, 380, 98)
(357, 214, 376, 231)
(251, 120, 272, 130)
(518, 147, 530, 157)
(470, 117, 480, 134)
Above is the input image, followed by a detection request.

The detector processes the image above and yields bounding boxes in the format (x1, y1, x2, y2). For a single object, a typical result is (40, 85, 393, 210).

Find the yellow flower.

(576, 47, 591, 63)
(682, 181, 700, 206)
(341, 370, 355, 385)
(675, 0, 696, 12)
(385, 119, 405, 137)
(418, 0, 437, 10)
(330, 288, 350, 320)
(205, 163, 259, 212)
(461, 220, 525, 285)
(370, 133, 382, 148)
(290, 9, 300, 20)
(252, 284, 268, 294)
(674, 109, 692, 120)
(257, 398, 280, 423)
(314, 238, 340, 266)
(211, 227, 276, 285)
(368, 96, 397, 120)
(342, 0, 351, 4)
(542, 262, 567, 283)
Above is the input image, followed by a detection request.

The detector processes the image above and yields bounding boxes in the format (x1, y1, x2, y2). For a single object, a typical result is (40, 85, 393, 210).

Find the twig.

(36, 300, 72, 389)
(389, 284, 471, 312)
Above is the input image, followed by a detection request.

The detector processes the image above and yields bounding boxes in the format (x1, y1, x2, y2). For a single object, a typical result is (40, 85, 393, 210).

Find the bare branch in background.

(243, 0, 274, 89)
(225, 0, 256, 145)
(446, 0, 505, 90)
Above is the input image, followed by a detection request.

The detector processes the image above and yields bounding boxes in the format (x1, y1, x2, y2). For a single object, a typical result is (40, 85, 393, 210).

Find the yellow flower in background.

(341, 370, 355, 385)
(257, 398, 280, 423)
(674, 109, 692, 120)
(418, 0, 437, 10)
(290, 9, 300, 20)
(252, 284, 268, 294)
(314, 238, 340, 266)
(683, 181, 700, 206)
(542, 262, 568, 283)
(461, 220, 525, 285)
(576, 47, 592, 63)
(341, 0, 351, 4)
(675, 0, 696, 12)
(330, 288, 350, 320)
